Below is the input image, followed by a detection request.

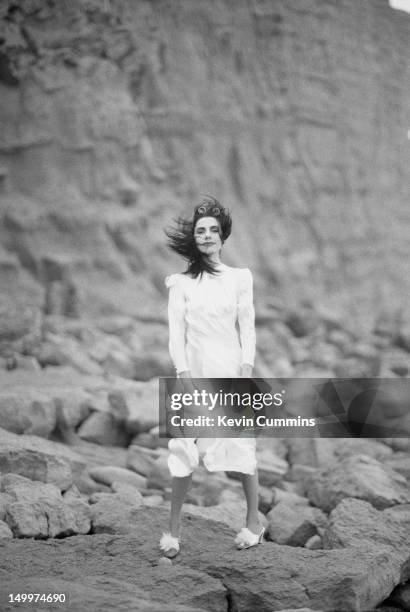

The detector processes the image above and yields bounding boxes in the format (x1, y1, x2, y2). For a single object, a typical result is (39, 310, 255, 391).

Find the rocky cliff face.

(0, 0, 409, 327)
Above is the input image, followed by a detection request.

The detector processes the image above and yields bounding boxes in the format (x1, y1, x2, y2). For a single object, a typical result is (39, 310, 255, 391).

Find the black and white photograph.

(0, 0, 409, 611)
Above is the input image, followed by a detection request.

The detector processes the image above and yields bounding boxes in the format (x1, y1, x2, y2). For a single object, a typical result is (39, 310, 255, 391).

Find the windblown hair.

(165, 195, 232, 278)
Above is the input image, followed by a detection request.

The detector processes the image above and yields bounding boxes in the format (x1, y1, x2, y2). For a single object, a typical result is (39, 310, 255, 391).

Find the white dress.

(165, 263, 257, 476)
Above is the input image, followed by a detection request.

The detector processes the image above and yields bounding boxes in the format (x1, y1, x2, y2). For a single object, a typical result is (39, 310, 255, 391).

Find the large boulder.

(323, 498, 410, 585)
(323, 497, 410, 553)
(0, 427, 86, 490)
(0, 506, 408, 611)
(182, 498, 267, 533)
(77, 410, 129, 447)
(305, 454, 410, 511)
(90, 491, 144, 535)
(266, 500, 327, 547)
(0, 391, 56, 438)
(0, 575, 210, 612)
(1, 474, 91, 538)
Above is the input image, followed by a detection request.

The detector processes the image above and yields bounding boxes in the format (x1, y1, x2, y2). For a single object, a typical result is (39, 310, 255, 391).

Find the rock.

(143, 494, 164, 507)
(395, 325, 410, 352)
(66, 437, 129, 472)
(0, 427, 86, 490)
(62, 483, 84, 500)
(289, 465, 318, 494)
(0, 305, 42, 356)
(158, 556, 173, 567)
(258, 485, 274, 513)
(0, 575, 209, 612)
(286, 438, 393, 470)
(382, 438, 410, 453)
(131, 430, 170, 450)
(33, 341, 68, 367)
(382, 352, 410, 378)
(323, 498, 410, 565)
(332, 439, 393, 463)
(126, 443, 160, 477)
(309, 341, 340, 369)
(90, 485, 144, 508)
(271, 488, 311, 508)
(8, 354, 41, 372)
(327, 329, 354, 351)
(385, 454, 410, 481)
(103, 349, 136, 379)
(90, 493, 144, 534)
(186, 469, 239, 507)
(110, 481, 145, 505)
(256, 447, 289, 487)
(266, 500, 327, 547)
(334, 354, 381, 377)
(0, 506, 407, 612)
(74, 473, 112, 495)
(0, 492, 12, 520)
(285, 308, 321, 338)
(257, 322, 294, 373)
(53, 389, 93, 433)
(41, 333, 104, 376)
(348, 342, 380, 361)
(133, 351, 171, 381)
(89, 465, 147, 490)
(306, 454, 410, 512)
(370, 379, 410, 435)
(305, 534, 322, 550)
(183, 499, 267, 533)
(146, 454, 173, 490)
(0, 520, 13, 538)
(122, 379, 160, 434)
(77, 410, 130, 447)
(95, 315, 137, 337)
(1, 473, 91, 538)
(0, 391, 57, 438)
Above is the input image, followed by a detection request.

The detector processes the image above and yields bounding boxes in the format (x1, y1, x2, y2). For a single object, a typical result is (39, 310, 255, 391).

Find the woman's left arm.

(237, 268, 256, 376)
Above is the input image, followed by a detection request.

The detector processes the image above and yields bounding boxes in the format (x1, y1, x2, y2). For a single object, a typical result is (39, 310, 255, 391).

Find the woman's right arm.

(167, 276, 190, 376)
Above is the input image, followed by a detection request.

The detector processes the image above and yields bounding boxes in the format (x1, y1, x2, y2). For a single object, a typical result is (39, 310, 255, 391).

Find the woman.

(160, 196, 264, 558)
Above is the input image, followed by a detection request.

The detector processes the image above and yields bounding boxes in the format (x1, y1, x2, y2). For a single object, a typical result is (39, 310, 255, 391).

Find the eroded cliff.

(0, 0, 409, 336)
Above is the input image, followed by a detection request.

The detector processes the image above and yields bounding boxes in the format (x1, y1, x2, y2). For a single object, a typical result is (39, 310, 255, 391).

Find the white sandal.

(159, 532, 180, 558)
(234, 526, 265, 550)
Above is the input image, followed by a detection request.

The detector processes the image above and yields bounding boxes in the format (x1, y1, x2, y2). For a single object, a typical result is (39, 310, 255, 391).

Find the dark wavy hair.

(165, 195, 232, 278)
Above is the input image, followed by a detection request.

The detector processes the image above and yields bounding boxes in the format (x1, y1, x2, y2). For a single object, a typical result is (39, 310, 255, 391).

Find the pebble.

(158, 556, 173, 567)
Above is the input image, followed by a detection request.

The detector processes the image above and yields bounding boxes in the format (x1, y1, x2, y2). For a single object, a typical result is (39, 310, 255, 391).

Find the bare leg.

(170, 474, 192, 537)
(240, 470, 261, 534)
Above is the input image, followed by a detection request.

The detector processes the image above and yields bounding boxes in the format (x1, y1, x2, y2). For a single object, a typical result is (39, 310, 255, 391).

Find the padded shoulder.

(237, 267, 252, 285)
(164, 273, 186, 289)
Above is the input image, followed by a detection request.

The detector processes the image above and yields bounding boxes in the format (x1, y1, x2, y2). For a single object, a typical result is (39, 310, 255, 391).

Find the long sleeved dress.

(165, 263, 257, 476)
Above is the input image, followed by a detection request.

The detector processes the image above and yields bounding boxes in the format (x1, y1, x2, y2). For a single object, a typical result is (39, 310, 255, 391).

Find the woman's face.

(194, 216, 222, 256)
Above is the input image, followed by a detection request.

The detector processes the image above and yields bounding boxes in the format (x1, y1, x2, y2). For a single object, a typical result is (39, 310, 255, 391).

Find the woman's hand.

(177, 370, 197, 397)
(240, 363, 253, 378)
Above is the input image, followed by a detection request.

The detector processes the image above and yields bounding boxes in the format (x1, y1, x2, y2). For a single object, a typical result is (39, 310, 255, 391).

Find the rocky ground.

(1, 1, 409, 609)
(0, 307, 409, 612)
